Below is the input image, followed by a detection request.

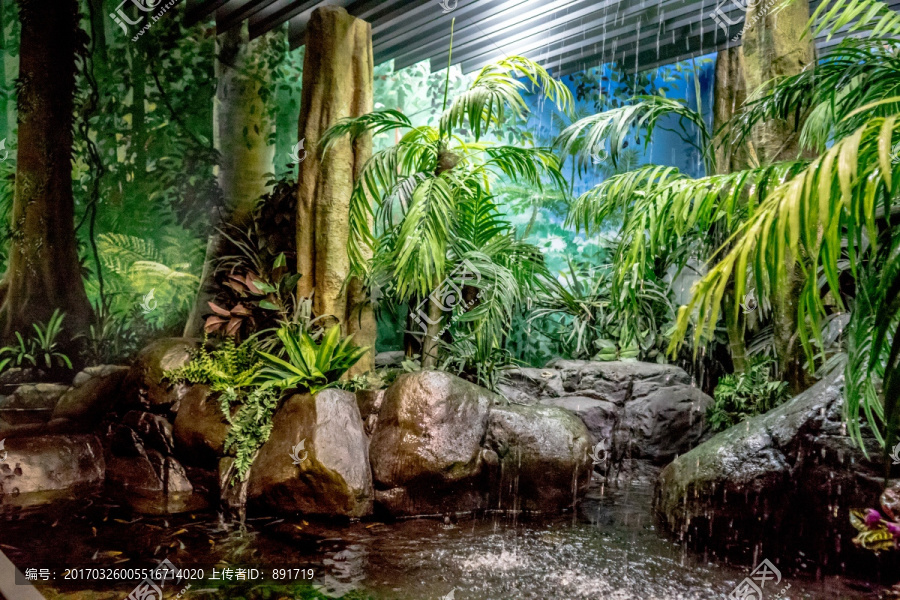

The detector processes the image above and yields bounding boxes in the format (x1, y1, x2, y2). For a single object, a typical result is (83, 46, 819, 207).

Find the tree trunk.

(714, 47, 749, 372)
(296, 6, 375, 374)
(0, 0, 91, 340)
(741, 0, 815, 391)
(183, 24, 276, 337)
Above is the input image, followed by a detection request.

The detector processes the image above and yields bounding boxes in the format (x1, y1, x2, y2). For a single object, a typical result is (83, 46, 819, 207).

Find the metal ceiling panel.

(185, 0, 900, 77)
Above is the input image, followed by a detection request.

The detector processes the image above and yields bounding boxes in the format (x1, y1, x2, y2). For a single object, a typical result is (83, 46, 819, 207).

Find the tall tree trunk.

(741, 0, 815, 392)
(714, 47, 749, 372)
(0, 0, 91, 340)
(296, 6, 375, 374)
(183, 24, 276, 337)
(0, 0, 8, 139)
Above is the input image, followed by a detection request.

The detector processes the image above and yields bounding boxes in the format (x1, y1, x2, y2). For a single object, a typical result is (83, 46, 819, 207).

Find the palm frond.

(319, 109, 413, 155)
(441, 55, 572, 141)
(809, 0, 900, 40)
(555, 96, 712, 174)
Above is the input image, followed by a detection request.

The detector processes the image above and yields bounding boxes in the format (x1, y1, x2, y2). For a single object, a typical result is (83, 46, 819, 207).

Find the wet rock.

(0, 434, 105, 510)
(248, 389, 373, 518)
(485, 405, 593, 512)
(369, 371, 496, 516)
(106, 449, 203, 515)
(173, 385, 229, 467)
(124, 338, 197, 411)
(654, 372, 896, 571)
(0, 383, 69, 425)
(52, 365, 129, 421)
(621, 385, 711, 462)
(121, 410, 175, 455)
(502, 361, 711, 464)
(543, 396, 619, 443)
(355, 388, 385, 422)
(497, 367, 564, 405)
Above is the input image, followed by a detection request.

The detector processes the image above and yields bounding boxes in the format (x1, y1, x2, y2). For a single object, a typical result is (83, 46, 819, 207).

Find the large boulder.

(52, 365, 129, 421)
(0, 434, 105, 510)
(248, 389, 373, 518)
(502, 361, 711, 464)
(103, 419, 206, 515)
(125, 338, 197, 410)
(485, 404, 593, 512)
(369, 371, 593, 517)
(654, 373, 898, 572)
(369, 371, 498, 516)
(173, 385, 229, 467)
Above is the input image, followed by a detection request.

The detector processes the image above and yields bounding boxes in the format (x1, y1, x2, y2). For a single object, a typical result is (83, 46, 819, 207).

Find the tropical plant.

(530, 250, 673, 362)
(849, 506, 900, 552)
(93, 233, 203, 331)
(166, 336, 270, 481)
(0, 309, 74, 374)
(0, 333, 35, 372)
(707, 357, 791, 432)
(204, 211, 305, 340)
(320, 34, 573, 373)
(257, 324, 368, 394)
(664, 0, 900, 462)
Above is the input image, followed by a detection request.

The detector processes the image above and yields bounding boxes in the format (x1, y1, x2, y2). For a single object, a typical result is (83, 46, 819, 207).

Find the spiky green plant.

(257, 324, 368, 394)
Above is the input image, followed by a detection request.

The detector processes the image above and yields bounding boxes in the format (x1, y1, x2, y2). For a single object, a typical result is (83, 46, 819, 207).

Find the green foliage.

(257, 325, 368, 394)
(93, 233, 202, 330)
(0, 310, 73, 373)
(321, 51, 569, 381)
(530, 251, 672, 362)
(221, 385, 280, 482)
(556, 96, 712, 174)
(166, 336, 268, 481)
(708, 358, 791, 432)
(77, 302, 144, 366)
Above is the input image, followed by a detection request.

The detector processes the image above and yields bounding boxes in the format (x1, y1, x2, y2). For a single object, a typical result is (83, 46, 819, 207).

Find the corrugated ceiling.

(185, 0, 900, 75)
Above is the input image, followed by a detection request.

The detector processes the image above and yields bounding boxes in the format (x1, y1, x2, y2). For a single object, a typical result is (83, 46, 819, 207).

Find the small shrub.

(708, 357, 790, 432)
(0, 309, 73, 374)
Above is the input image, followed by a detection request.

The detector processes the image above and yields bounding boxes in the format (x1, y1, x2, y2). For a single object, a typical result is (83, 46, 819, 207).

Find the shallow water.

(0, 481, 888, 599)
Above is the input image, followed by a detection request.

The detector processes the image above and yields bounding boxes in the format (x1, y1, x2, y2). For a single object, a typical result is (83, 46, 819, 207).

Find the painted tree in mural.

(0, 0, 91, 340)
(184, 23, 278, 336)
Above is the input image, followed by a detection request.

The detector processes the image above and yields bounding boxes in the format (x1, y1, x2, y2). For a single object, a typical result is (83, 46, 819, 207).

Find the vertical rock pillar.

(296, 6, 376, 373)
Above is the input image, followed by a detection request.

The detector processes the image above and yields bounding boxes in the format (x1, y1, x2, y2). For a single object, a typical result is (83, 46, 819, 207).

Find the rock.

(122, 410, 175, 455)
(173, 385, 229, 467)
(0, 367, 44, 387)
(501, 361, 711, 465)
(125, 338, 197, 410)
(621, 384, 711, 462)
(355, 388, 385, 422)
(52, 365, 129, 421)
(545, 359, 690, 402)
(369, 371, 498, 516)
(654, 373, 898, 571)
(485, 405, 593, 512)
(374, 351, 405, 368)
(0, 383, 69, 425)
(248, 389, 373, 517)
(0, 435, 105, 510)
(543, 396, 619, 442)
(497, 367, 564, 405)
(106, 450, 203, 515)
